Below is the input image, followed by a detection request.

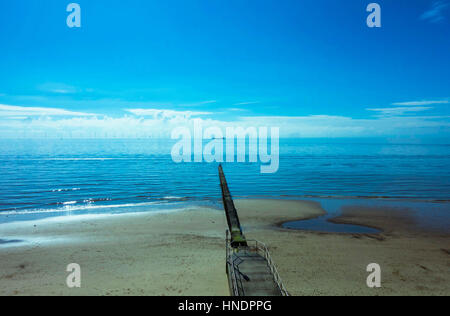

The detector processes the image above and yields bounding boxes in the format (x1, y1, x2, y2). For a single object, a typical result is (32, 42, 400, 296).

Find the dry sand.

(0, 199, 448, 296)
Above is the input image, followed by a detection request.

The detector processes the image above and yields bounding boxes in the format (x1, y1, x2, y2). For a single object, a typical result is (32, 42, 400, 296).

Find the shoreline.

(0, 198, 449, 296)
(1, 195, 449, 229)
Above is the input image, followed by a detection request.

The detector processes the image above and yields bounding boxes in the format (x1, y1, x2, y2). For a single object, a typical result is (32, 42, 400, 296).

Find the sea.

(0, 138, 449, 232)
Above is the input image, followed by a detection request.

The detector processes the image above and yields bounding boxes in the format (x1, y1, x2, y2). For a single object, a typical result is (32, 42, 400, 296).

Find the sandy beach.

(0, 199, 448, 296)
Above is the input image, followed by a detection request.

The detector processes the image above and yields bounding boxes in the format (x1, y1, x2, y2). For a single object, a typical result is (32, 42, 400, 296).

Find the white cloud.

(420, 1, 449, 23)
(237, 114, 450, 137)
(183, 100, 217, 106)
(391, 100, 448, 106)
(0, 104, 96, 117)
(1, 101, 449, 138)
(227, 108, 249, 112)
(367, 106, 433, 116)
(37, 83, 79, 94)
(233, 101, 260, 106)
(126, 108, 212, 119)
(2, 112, 447, 139)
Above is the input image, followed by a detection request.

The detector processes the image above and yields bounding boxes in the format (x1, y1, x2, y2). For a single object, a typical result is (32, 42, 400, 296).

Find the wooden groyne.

(218, 165, 289, 296)
(218, 165, 248, 248)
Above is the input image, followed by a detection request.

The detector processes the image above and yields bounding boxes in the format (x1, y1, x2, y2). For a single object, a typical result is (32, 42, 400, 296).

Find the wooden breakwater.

(218, 165, 289, 296)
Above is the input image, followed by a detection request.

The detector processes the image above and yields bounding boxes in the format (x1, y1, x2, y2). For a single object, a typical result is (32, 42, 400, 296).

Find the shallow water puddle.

(282, 198, 381, 234)
(0, 239, 24, 245)
(283, 217, 380, 234)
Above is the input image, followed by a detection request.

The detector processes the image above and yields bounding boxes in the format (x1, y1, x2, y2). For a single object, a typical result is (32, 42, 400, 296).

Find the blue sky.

(0, 0, 449, 138)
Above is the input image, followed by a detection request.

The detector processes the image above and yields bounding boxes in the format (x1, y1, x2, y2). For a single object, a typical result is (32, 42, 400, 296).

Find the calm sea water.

(0, 139, 449, 225)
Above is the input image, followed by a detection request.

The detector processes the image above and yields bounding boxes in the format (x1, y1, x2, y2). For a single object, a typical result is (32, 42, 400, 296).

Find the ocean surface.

(0, 139, 449, 229)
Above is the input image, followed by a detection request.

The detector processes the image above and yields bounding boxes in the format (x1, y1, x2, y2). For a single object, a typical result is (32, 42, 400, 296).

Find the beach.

(0, 199, 449, 296)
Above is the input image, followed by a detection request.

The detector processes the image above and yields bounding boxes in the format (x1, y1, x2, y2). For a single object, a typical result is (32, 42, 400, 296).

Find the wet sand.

(0, 199, 448, 296)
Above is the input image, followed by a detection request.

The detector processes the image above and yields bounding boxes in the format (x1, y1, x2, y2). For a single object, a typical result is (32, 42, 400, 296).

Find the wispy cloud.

(227, 108, 249, 112)
(1, 111, 448, 139)
(420, 1, 449, 23)
(233, 101, 260, 106)
(0, 104, 96, 117)
(1, 99, 449, 138)
(126, 108, 212, 119)
(180, 100, 217, 107)
(37, 83, 79, 95)
(367, 106, 433, 116)
(392, 100, 449, 106)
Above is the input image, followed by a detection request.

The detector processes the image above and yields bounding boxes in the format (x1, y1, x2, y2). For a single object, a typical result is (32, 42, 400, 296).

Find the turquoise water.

(0, 139, 449, 230)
